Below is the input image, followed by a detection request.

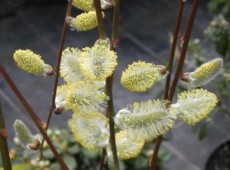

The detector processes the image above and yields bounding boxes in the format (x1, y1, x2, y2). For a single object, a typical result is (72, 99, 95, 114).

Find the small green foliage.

(205, 15, 230, 58)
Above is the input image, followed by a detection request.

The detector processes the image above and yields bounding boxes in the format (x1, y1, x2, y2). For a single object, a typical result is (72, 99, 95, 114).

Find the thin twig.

(40, 0, 73, 158)
(104, 0, 121, 169)
(169, 0, 200, 100)
(99, 148, 107, 170)
(0, 65, 69, 170)
(94, 0, 120, 170)
(44, 0, 73, 132)
(150, 0, 200, 169)
(164, 0, 184, 100)
(94, 0, 107, 40)
(0, 102, 12, 170)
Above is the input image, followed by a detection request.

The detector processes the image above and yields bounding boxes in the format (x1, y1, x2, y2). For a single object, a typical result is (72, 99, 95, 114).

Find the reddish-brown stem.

(99, 148, 107, 170)
(44, 0, 73, 132)
(150, 0, 200, 169)
(40, 0, 73, 158)
(169, 0, 200, 100)
(112, 0, 120, 49)
(101, 0, 121, 169)
(164, 0, 184, 100)
(0, 65, 69, 170)
(95, 0, 120, 169)
(94, 0, 107, 40)
(105, 75, 120, 170)
(0, 102, 12, 170)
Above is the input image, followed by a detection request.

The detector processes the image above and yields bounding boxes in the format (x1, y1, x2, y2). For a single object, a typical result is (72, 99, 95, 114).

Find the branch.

(40, 0, 73, 158)
(0, 102, 12, 170)
(0, 65, 69, 170)
(149, 0, 201, 169)
(94, 0, 107, 39)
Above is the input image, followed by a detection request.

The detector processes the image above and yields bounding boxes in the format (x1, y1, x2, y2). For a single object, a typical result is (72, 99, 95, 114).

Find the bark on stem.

(150, 0, 200, 169)
(0, 102, 12, 170)
(0, 65, 69, 170)
(94, 0, 107, 39)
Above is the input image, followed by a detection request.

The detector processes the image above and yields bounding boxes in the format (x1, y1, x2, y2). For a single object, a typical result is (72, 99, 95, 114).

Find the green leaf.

(43, 148, 55, 159)
(63, 154, 77, 170)
(67, 144, 80, 155)
(198, 123, 208, 140)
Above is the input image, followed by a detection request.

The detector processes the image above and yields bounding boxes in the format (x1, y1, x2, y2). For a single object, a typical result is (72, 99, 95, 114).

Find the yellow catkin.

(13, 49, 47, 75)
(170, 89, 218, 125)
(60, 47, 86, 82)
(71, 11, 99, 31)
(80, 44, 118, 81)
(66, 81, 109, 112)
(114, 100, 176, 142)
(13, 119, 35, 149)
(189, 58, 223, 86)
(121, 61, 159, 92)
(107, 131, 144, 160)
(72, 0, 94, 11)
(69, 113, 109, 150)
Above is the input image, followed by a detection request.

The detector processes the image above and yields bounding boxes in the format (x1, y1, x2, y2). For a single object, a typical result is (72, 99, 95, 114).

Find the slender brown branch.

(94, 0, 120, 170)
(164, 0, 184, 100)
(150, 0, 200, 170)
(169, 0, 200, 100)
(0, 65, 69, 170)
(45, 0, 73, 132)
(105, 75, 120, 170)
(101, 0, 121, 169)
(99, 148, 107, 170)
(94, 0, 107, 39)
(0, 102, 12, 170)
(112, 0, 120, 50)
(40, 0, 73, 158)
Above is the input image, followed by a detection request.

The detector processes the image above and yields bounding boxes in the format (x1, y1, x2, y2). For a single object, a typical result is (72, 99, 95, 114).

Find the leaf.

(63, 154, 78, 170)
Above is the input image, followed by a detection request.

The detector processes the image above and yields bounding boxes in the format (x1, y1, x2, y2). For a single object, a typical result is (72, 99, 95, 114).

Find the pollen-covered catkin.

(186, 58, 223, 86)
(170, 89, 218, 125)
(60, 48, 86, 82)
(72, 0, 94, 11)
(114, 100, 176, 141)
(121, 61, 159, 92)
(69, 113, 110, 150)
(70, 11, 101, 31)
(80, 44, 118, 81)
(13, 49, 52, 75)
(66, 81, 109, 112)
(107, 131, 144, 160)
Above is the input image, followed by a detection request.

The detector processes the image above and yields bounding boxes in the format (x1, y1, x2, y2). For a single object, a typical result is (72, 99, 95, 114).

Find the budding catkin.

(70, 11, 100, 31)
(13, 119, 35, 149)
(189, 58, 223, 86)
(170, 89, 218, 125)
(121, 61, 159, 92)
(13, 49, 52, 75)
